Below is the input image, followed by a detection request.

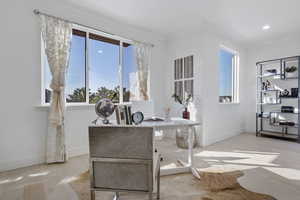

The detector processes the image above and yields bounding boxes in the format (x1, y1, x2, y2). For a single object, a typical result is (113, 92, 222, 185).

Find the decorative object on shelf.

(131, 111, 144, 125)
(262, 80, 272, 91)
(94, 98, 116, 124)
(266, 69, 277, 74)
(285, 65, 298, 79)
(281, 89, 290, 97)
(172, 93, 193, 119)
(279, 121, 295, 126)
(285, 66, 297, 73)
(291, 88, 298, 97)
(262, 90, 279, 104)
(281, 106, 295, 113)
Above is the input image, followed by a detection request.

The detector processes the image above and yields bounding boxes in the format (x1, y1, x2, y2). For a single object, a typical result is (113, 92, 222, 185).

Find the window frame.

(219, 45, 240, 104)
(174, 55, 194, 102)
(41, 24, 136, 106)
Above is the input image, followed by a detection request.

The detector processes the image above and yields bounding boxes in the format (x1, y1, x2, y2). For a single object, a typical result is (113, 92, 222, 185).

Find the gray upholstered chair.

(89, 126, 160, 200)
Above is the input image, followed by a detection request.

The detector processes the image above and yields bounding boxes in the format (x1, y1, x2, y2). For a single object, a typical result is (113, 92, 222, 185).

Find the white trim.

(219, 45, 240, 104)
(85, 31, 90, 103)
(119, 41, 124, 103)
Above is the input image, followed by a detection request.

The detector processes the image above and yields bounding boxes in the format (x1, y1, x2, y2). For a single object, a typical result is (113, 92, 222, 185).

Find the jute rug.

(195, 170, 277, 200)
(68, 170, 277, 200)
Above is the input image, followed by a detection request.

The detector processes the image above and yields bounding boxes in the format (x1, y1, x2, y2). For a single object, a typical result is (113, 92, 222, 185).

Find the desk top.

(90, 118, 200, 128)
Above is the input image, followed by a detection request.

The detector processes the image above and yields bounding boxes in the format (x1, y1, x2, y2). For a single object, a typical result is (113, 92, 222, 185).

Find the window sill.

(36, 102, 133, 110)
(219, 102, 240, 105)
(36, 103, 94, 111)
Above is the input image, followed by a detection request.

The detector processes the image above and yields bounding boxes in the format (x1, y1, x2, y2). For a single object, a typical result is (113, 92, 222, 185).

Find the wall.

(165, 31, 247, 146)
(244, 33, 300, 133)
(0, 0, 167, 172)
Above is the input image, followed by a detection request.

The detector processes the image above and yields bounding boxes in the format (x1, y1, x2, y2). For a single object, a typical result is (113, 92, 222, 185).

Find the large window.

(219, 46, 239, 103)
(42, 27, 137, 105)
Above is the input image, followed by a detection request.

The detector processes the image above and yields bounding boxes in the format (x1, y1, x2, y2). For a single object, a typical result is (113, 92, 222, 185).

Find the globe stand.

(102, 118, 109, 124)
(92, 117, 110, 125)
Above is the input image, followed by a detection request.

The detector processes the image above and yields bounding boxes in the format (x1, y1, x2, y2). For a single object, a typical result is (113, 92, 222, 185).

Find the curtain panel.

(40, 14, 72, 163)
(133, 42, 152, 101)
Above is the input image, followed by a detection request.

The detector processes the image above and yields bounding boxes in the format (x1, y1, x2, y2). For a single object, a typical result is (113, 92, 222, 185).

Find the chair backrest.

(89, 126, 153, 159)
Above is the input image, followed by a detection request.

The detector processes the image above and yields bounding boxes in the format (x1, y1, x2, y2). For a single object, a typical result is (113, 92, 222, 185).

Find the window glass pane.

(123, 44, 137, 102)
(184, 55, 193, 78)
(219, 49, 234, 103)
(184, 80, 193, 98)
(89, 37, 120, 104)
(66, 35, 86, 103)
(44, 53, 52, 103)
(174, 81, 183, 101)
(174, 58, 183, 80)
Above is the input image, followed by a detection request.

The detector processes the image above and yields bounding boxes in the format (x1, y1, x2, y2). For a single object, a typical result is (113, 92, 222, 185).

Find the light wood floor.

(1, 133, 300, 200)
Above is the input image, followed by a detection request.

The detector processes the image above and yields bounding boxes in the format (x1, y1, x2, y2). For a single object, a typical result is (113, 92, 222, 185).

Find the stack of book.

(115, 105, 133, 125)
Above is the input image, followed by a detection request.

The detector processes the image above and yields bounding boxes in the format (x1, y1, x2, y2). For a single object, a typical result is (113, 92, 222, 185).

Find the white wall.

(244, 33, 300, 133)
(0, 0, 167, 172)
(165, 31, 247, 146)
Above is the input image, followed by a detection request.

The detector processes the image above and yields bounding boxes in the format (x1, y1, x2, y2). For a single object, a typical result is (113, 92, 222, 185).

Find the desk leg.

(188, 126, 194, 167)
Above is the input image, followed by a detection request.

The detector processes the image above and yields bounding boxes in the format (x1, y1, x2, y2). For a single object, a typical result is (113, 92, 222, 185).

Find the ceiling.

(66, 0, 300, 44)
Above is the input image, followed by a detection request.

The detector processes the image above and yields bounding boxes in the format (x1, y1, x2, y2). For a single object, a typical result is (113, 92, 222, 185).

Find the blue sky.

(219, 49, 234, 96)
(45, 35, 136, 96)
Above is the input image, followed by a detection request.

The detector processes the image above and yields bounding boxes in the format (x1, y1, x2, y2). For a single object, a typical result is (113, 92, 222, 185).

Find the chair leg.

(90, 190, 95, 200)
(157, 166, 160, 199)
(149, 192, 153, 200)
(113, 192, 119, 200)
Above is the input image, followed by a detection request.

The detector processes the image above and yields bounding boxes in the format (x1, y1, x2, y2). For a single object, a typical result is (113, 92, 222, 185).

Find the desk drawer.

(92, 159, 152, 191)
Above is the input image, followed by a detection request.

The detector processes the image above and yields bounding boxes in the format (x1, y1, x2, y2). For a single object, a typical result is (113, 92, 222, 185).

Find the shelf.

(269, 111, 299, 115)
(270, 122, 298, 128)
(260, 89, 279, 92)
(258, 131, 299, 140)
(284, 77, 298, 80)
(280, 96, 298, 99)
(256, 55, 300, 142)
(257, 74, 281, 78)
(258, 103, 281, 105)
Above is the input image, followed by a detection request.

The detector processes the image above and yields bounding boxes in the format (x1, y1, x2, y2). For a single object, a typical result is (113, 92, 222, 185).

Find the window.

(219, 46, 239, 103)
(42, 27, 137, 105)
(174, 55, 194, 101)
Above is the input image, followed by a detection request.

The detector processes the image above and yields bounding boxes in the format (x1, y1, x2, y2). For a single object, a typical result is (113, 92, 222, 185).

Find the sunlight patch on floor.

(264, 167, 300, 180)
(29, 171, 49, 177)
(0, 176, 23, 184)
(195, 151, 279, 167)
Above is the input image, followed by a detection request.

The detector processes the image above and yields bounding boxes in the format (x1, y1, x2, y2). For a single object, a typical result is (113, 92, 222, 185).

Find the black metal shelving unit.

(256, 56, 300, 142)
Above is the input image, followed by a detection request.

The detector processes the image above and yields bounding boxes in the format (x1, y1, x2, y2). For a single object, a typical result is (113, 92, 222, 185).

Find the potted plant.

(172, 94, 193, 119)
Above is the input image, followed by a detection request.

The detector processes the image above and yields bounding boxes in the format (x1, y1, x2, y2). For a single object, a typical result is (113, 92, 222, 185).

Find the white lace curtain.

(40, 14, 72, 163)
(133, 42, 152, 101)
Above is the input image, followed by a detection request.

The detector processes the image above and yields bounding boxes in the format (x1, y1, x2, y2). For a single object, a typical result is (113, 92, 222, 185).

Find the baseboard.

(0, 155, 45, 173)
(0, 146, 89, 173)
(204, 130, 242, 147)
(67, 145, 89, 158)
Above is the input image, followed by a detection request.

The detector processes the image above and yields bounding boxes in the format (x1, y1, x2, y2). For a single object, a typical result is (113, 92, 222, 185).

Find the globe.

(95, 98, 115, 124)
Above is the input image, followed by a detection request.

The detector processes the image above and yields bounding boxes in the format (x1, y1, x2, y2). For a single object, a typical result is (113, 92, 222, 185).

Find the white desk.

(91, 118, 200, 176)
(142, 118, 200, 176)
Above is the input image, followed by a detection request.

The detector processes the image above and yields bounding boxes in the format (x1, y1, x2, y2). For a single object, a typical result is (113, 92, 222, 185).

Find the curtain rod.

(33, 9, 154, 47)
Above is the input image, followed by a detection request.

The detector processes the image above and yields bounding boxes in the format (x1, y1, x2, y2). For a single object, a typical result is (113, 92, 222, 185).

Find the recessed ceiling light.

(97, 50, 103, 54)
(262, 25, 271, 30)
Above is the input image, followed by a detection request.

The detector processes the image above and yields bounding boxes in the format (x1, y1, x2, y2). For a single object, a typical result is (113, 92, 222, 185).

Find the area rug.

(194, 169, 277, 200)
(68, 170, 277, 200)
